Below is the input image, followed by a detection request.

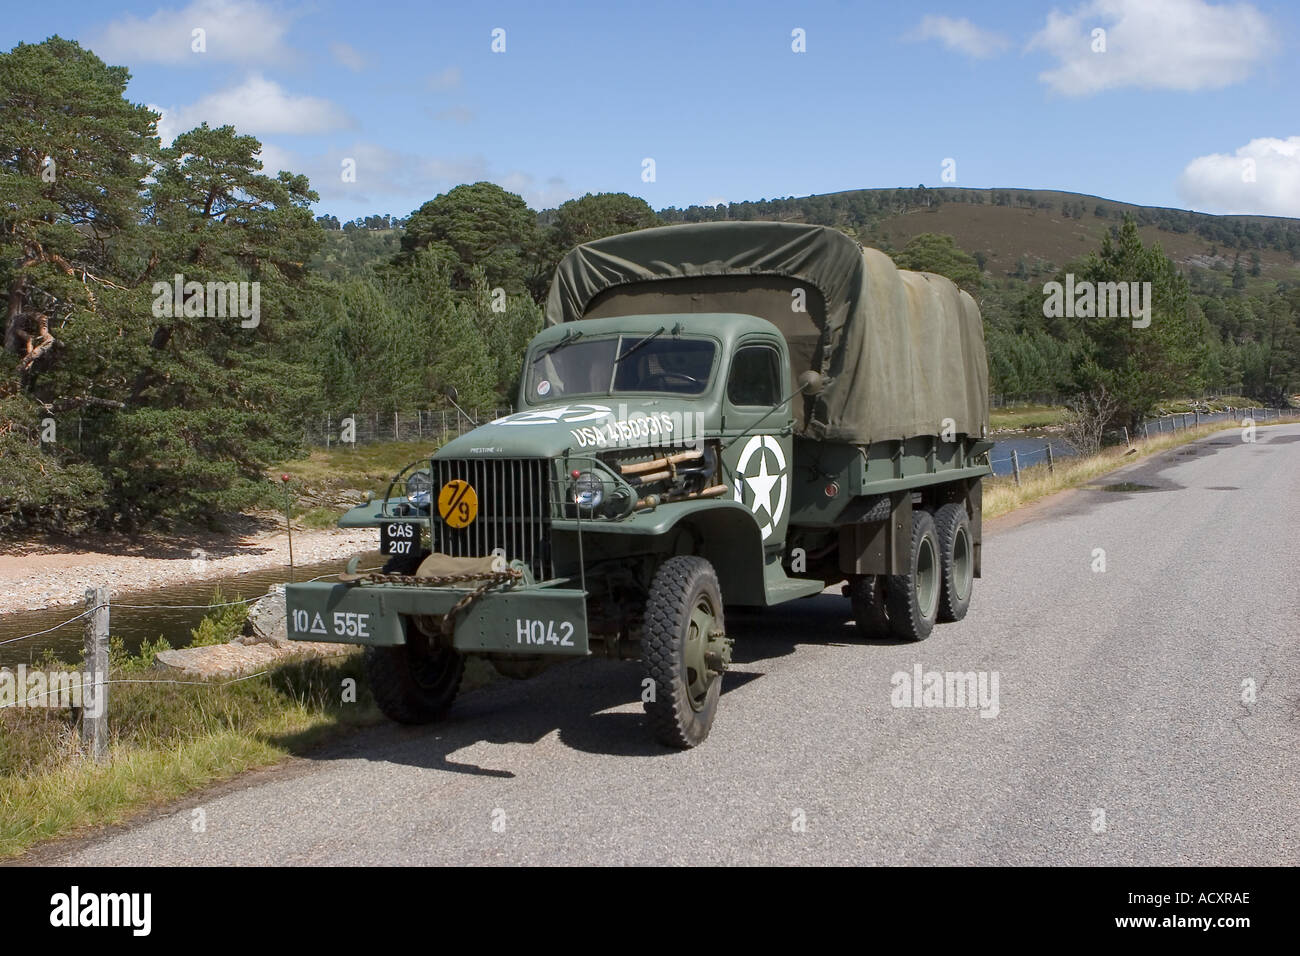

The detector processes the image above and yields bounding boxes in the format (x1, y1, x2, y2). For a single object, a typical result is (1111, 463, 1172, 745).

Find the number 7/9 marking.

(438, 479, 479, 529)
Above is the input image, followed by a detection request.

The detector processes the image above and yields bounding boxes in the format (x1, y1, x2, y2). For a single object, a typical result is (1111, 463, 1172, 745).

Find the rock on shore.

(153, 586, 352, 680)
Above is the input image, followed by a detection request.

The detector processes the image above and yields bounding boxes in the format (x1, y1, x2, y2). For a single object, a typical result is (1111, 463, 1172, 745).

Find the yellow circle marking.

(437, 479, 479, 529)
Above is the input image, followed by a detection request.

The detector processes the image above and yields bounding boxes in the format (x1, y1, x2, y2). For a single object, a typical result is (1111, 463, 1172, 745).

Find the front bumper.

(284, 580, 590, 656)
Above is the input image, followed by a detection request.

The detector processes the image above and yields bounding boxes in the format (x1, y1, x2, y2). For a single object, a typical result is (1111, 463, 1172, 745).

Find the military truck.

(285, 221, 991, 747)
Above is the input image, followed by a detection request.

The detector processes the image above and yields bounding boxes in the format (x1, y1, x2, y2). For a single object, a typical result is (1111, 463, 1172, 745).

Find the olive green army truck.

(285, 221, 991, 748)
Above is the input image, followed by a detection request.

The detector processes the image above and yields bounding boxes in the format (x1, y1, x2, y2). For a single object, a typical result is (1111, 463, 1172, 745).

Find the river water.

(0, 553, 383, 668)
(988, 431, 1079, 476)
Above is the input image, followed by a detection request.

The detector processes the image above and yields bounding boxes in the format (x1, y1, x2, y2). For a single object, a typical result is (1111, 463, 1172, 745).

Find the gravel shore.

(0, 526, 377, 615)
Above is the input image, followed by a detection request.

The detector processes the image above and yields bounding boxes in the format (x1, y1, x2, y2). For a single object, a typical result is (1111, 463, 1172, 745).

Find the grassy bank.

(989, 404, 1070, 432)
(0, 598, 496, 859)
(987, 397, 1265, 434)
(276, 441, 444, 529)
(984, 415, 1299, 519)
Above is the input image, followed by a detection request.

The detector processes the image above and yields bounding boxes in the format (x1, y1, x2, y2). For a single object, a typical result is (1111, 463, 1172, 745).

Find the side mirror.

(798, 370, 827, 395)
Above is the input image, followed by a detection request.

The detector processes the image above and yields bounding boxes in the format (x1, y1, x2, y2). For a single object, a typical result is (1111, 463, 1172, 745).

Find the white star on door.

(744, 452, 781, 521)
(733, 435, 788, 540)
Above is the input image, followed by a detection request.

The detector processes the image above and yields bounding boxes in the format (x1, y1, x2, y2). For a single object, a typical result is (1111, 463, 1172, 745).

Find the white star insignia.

(744, 452, 781, 520)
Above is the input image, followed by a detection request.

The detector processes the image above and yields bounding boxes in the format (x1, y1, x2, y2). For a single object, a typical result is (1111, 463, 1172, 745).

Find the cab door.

(720, 337, 793, 552)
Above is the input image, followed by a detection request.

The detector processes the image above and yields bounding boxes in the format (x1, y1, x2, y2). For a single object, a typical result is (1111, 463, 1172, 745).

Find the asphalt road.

(42, 425, 1300, 865)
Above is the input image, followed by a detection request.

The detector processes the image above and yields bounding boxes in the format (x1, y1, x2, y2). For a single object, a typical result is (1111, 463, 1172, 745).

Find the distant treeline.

(315, 213, 408, 231)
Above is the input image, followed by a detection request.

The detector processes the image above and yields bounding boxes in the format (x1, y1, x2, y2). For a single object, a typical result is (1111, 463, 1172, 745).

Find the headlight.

(570, 471, 604, 509)
(405, 470, 432, 507)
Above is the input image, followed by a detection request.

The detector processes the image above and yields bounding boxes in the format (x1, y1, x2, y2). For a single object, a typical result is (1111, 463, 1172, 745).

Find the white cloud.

(255, 141, 299, 178)
(150, 105, 180, 146)
(908, 15, 1010, 59)
(1029, 0, 1275, 96)
(330, 42, 366, 72)
(255, 140, 573, 209)
(89, 0, 294, 65)
(427, 67, 462, 92)
(499, 172, 575, 211)
(1178, 136, 1300, 217)
(153, 75, 354, 142)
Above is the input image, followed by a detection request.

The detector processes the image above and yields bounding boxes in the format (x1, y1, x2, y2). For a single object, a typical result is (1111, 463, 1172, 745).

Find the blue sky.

(4, 0, 1298, 221)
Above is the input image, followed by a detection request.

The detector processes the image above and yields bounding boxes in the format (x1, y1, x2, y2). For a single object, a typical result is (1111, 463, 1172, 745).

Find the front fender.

(556, 499, 768, 604)
(335, 496, 430, 529)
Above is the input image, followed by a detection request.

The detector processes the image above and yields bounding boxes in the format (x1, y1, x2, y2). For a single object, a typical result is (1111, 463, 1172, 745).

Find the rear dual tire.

(850, 502, 973, 642)
(933, 503, 974, 623)
(885, 509, 941, 641)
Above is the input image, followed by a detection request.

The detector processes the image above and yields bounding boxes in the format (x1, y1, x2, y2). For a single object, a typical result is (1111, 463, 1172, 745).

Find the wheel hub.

(683, 596, 727, 711)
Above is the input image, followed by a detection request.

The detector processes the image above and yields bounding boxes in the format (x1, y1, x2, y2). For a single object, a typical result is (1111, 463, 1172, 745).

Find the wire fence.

(989, 390, 1268, 410)
(987, 405, 1291, 479)
(0, 566, 394, 760)
(0, 565, 378, 655)
(301, 408, 512, 448)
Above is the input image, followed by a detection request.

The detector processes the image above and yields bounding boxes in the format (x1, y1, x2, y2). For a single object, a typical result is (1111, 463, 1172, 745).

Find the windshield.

(526, 334, 715, 401)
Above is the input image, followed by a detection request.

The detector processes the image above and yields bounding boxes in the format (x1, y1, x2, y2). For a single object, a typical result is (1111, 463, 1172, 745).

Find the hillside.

(863, 188, 1300, 286)
(320, 186, 1300, 292)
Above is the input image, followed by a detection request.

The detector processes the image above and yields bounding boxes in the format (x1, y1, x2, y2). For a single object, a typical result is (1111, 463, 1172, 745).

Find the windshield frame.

(523, 330, 721, 405)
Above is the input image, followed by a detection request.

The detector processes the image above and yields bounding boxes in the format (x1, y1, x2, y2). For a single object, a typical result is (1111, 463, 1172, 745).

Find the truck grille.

(429, 458, 553, 579)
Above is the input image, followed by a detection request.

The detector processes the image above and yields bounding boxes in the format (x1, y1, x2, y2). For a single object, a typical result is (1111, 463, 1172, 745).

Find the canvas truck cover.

(544, 221, 990, 444)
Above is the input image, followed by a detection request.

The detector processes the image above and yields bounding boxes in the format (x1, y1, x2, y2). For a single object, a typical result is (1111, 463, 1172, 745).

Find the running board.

(762, 560, 828, 605)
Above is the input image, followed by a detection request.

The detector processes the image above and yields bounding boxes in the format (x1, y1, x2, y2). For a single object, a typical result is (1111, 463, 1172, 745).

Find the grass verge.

(274, 440, 447, 523)
(0, 598, 497, 859)
(984, 415, 1299, 519)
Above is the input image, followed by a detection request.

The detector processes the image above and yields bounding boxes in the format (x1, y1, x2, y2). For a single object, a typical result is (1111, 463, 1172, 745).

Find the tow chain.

(346, 567, 524, 637)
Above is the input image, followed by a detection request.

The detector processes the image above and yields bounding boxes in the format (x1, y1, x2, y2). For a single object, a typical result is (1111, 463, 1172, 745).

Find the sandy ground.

(0, 524, 377, 615)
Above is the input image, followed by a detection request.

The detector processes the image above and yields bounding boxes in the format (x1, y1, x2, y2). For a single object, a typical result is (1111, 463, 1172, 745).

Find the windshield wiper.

(614, 326, 665, 364)
(538, 329, 583, 359)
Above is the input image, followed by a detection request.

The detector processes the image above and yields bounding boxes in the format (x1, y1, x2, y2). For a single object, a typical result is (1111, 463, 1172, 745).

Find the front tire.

(364, 629, 465, 725)
(364, 548, 464, 724)
(885, 508, 941, 641)
(641, 556, 729, 748)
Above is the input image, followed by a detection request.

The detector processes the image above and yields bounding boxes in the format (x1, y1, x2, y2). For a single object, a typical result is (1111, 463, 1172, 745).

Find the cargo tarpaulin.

(544, 221, 989, 444)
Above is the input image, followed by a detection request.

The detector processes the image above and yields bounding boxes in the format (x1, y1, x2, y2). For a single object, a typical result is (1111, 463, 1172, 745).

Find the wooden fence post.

(1011, 450, 1021, 486)
(82, 587, 109, 762)
(1121, 426, 1129, 446)
(1046, 443, 1054, 473)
